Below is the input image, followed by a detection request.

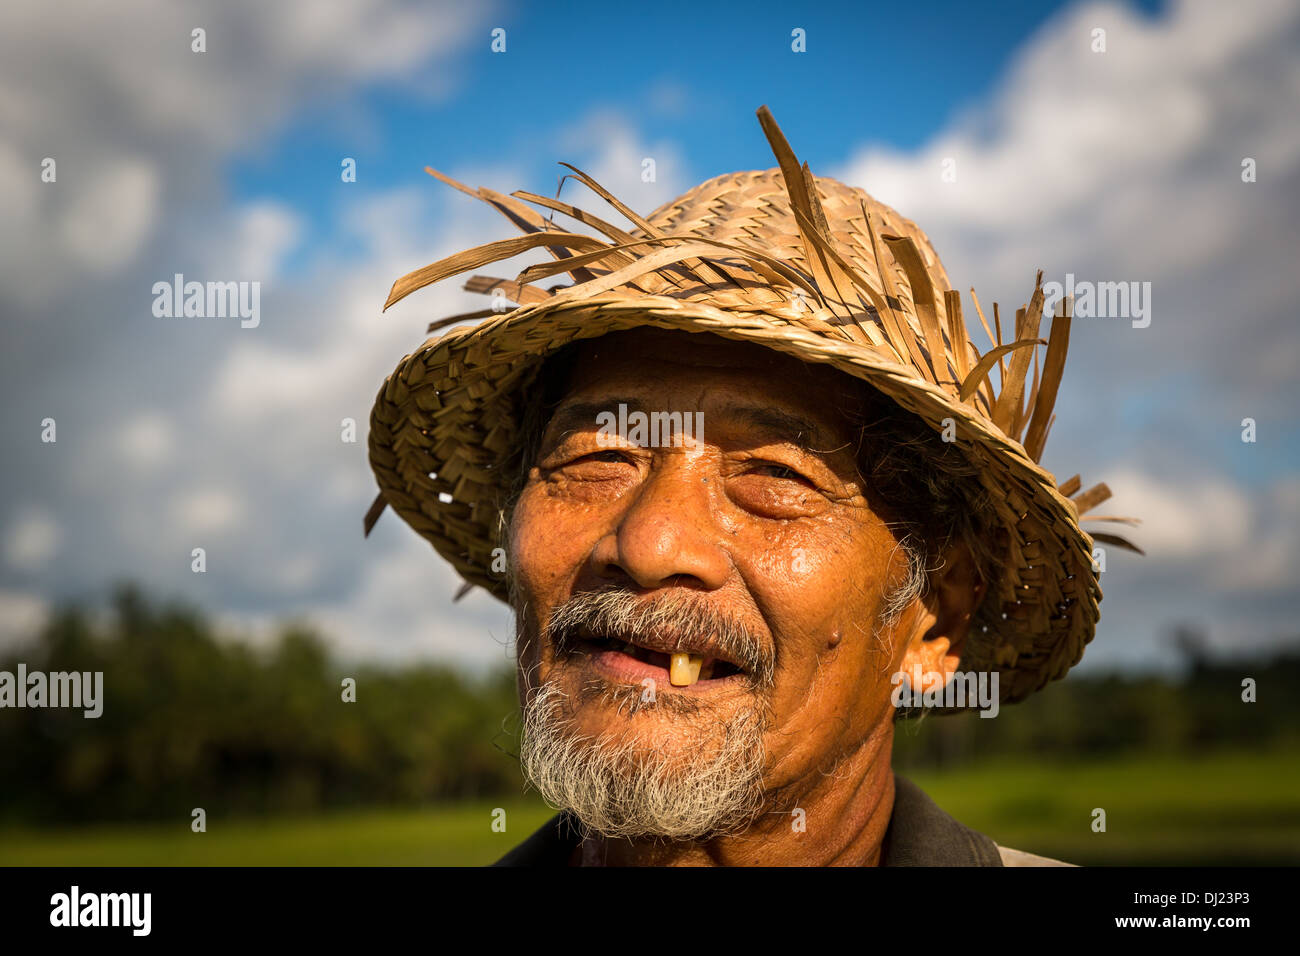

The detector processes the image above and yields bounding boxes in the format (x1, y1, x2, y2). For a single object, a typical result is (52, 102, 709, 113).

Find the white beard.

(519, 680, 768, 841)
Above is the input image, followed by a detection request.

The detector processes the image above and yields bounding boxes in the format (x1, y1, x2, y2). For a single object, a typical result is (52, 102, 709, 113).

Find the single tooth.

(669, 653, 704, 687)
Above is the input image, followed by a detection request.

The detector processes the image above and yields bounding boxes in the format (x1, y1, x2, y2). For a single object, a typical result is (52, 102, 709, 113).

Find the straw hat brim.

(368, 290, 1103, 708)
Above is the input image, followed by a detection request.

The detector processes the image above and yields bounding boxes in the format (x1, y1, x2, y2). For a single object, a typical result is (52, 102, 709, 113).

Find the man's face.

(508, 327, 919, 839)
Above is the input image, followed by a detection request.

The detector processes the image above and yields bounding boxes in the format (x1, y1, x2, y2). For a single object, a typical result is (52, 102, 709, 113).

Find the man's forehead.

(552, 328, 867, 445)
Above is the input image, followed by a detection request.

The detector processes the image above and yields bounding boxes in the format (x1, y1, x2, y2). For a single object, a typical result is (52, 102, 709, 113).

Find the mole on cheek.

(827, 629, 843, 648)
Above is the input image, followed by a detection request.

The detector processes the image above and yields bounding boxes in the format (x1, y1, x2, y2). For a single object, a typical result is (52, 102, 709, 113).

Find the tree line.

(1, 586, 1295, 823)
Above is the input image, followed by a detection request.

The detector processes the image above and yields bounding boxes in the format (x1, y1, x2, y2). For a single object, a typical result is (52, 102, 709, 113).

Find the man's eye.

(752, 463, 807, 482)
(582, 449, 631, 464)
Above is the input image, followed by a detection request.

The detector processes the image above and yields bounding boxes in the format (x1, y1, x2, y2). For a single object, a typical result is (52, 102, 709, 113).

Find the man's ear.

(897, 542, 987, 693)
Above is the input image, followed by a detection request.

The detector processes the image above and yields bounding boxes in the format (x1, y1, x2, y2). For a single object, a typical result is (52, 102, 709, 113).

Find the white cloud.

(0, 590, 50, 649)
(171, 488, 245, 536)
(4, 509, 61, 570)
(1218, 478, 1300, 593)
(0, 0, 493, 299)
(196, 202, 303, 281)
(1095, 468, 1300, 603)
(645, 79, 690, 118)
(308, 530, 514, 668)
(117, 413, 175, 471)
(554, 107, 691, 218)
(58, 157, 160, 273)
(0, 0, 490, 150)
(1102, 467, 1253, 559)
(269, 553, 323, 593)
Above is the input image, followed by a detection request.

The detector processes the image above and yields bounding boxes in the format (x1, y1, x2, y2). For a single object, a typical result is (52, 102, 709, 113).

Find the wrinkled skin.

(509, 327, 985, 865)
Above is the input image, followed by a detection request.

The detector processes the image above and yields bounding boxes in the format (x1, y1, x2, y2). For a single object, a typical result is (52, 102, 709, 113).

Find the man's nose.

(590, 462, 731, 591)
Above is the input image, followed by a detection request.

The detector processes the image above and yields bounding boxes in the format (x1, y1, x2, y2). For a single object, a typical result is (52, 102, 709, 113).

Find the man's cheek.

(751, 530, 844, 591)
(510, 493, 587, 602)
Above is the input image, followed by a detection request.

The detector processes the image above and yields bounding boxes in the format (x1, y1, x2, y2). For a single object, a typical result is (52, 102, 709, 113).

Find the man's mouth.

(573, 634, 746, 689)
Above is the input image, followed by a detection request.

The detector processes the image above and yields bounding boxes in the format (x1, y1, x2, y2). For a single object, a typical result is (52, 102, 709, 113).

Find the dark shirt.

(492, 774, 1004, 866)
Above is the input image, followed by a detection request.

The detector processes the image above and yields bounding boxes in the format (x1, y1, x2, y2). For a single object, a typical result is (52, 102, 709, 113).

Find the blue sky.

(231, 0, 1170, 269)
(1, 0, 1295, 678)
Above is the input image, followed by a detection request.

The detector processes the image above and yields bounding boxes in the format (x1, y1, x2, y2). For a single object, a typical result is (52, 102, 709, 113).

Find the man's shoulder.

(883, 774, 1004, 866)
(491, 811, 580, 866)
(886, 775, 1077, 867)
(995, 844, 1077, 867)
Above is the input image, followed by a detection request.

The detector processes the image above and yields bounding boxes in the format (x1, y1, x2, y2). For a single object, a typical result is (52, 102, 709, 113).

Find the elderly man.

(365, 107, 1137, 866)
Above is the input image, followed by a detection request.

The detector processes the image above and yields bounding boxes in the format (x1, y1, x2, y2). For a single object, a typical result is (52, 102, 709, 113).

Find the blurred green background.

(2, 586, 1297, 866)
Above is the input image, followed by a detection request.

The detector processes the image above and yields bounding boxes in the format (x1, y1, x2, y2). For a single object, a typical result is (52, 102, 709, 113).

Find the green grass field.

(2, 748, 1296, 865)
(904, 747, 1300, 866)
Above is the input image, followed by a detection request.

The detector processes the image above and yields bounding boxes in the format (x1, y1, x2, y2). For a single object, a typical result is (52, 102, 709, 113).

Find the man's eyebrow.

(716, 403, 833, 450)
(542, 398, 648, 441)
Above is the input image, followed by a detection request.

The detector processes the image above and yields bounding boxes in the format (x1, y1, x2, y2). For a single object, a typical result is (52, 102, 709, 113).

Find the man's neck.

(575, 728, 895, 866)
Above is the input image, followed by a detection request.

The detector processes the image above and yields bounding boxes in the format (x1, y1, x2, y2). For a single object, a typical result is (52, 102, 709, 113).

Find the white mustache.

(543, 586, 775, 687)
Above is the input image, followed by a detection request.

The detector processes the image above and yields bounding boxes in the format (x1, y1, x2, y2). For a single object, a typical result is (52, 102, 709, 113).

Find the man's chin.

(519, 678, 769, 841)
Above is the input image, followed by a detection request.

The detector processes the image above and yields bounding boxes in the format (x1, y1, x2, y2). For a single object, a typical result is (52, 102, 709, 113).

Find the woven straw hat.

(365, 106, 1140, 709)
